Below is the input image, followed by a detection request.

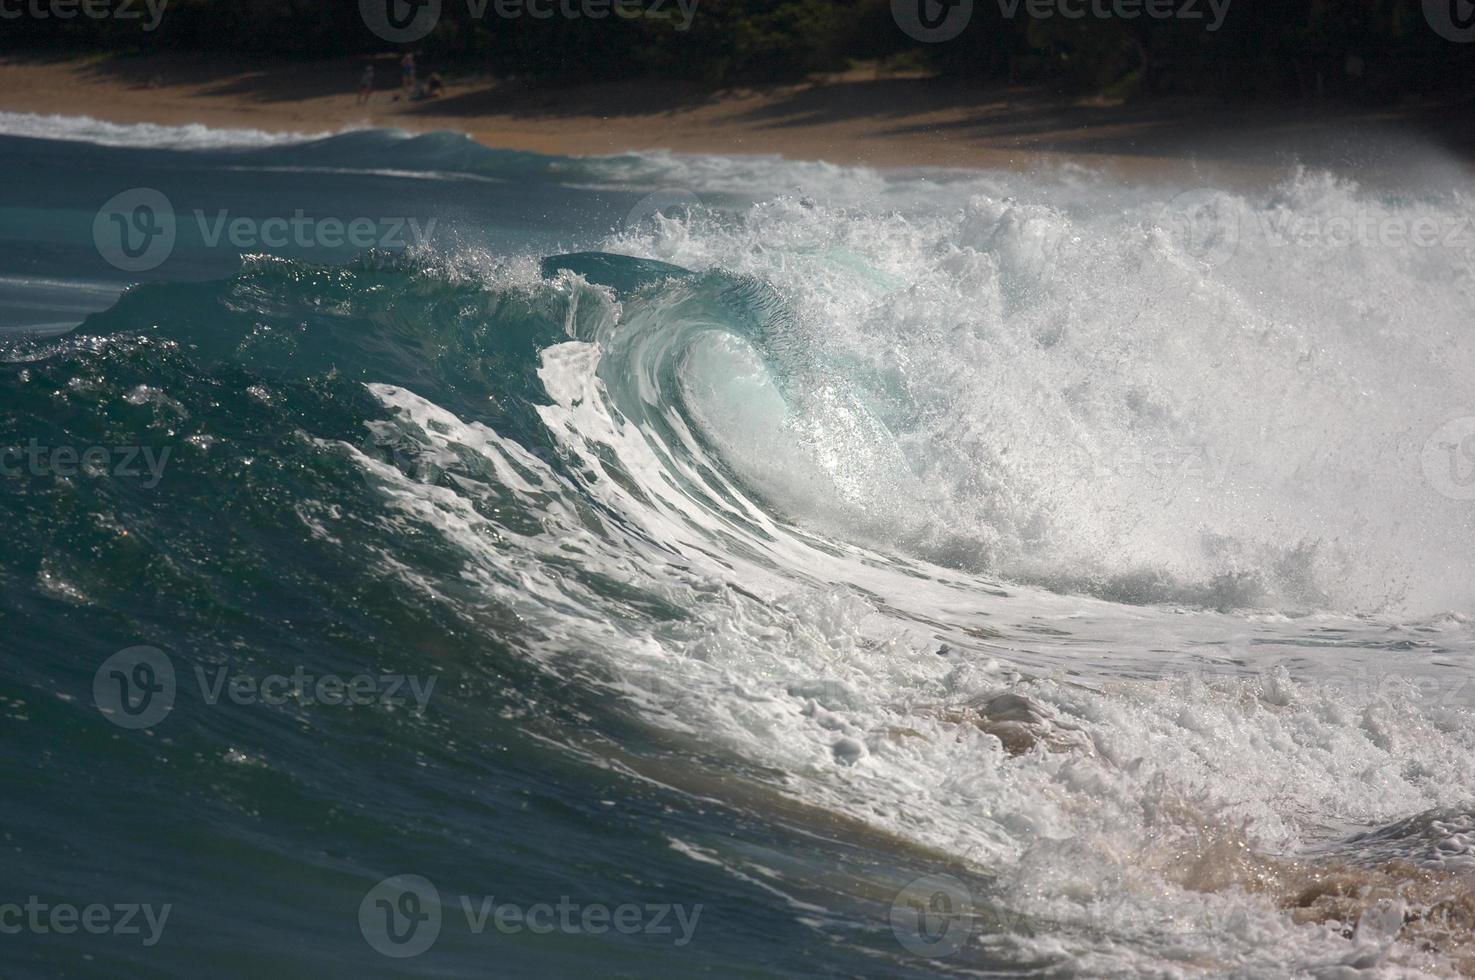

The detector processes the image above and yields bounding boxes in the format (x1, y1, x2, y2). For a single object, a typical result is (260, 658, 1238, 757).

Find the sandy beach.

(2, 52, 1472, 181)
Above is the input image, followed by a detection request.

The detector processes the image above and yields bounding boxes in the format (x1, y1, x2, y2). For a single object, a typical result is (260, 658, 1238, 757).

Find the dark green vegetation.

(2, 0, 1470, 99)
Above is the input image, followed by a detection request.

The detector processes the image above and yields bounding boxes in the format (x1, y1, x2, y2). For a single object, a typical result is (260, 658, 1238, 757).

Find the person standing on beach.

(401, 53, 417, 99)
(358, 64, 375, 105)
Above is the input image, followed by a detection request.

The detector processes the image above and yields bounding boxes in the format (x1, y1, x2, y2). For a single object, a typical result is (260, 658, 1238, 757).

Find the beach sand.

(1, 52, 1472, 182)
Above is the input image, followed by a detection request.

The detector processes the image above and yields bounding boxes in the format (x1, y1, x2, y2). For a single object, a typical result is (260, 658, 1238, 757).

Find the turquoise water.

(3, 116, 1475, 978)
(0, 122, 1008, 980)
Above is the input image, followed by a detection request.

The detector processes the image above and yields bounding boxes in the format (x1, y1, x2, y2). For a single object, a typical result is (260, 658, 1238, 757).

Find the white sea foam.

(333, 150, 1475, 976)
(603, 155, 1475, 616)
(351, 367, 1475, 976)
(0, 111, 338, 149)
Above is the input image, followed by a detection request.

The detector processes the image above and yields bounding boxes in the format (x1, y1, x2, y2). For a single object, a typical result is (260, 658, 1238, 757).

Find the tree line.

(2, 0, 1470, 99)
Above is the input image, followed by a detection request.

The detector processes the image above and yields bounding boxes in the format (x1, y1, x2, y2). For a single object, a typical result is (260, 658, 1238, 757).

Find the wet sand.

(1, 53, 1472, 182)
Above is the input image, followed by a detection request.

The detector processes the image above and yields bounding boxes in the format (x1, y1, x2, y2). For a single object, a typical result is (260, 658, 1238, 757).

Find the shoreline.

(1, 53, 1473, 183)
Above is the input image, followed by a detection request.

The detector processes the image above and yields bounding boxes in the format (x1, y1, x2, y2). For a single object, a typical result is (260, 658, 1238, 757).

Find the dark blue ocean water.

(3, 116, 1475, 979)
(0, 124, 998, 980)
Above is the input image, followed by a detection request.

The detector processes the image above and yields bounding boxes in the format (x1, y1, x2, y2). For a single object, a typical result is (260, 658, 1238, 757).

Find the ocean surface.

(2, 111, 1474, 979)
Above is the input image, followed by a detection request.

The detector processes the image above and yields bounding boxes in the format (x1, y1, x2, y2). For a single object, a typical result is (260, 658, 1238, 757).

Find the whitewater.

(1, 113, 1473, 979)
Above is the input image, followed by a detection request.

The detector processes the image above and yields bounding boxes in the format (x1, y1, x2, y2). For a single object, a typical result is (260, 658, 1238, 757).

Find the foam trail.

(0, 111, 340, 149)
(7, 128, 1474, 977)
